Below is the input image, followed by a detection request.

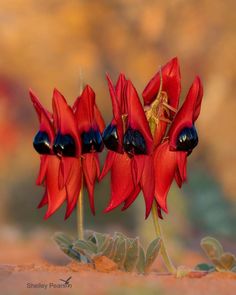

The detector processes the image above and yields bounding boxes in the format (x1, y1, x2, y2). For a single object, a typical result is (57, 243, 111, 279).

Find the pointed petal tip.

(43, 211, 51, 220)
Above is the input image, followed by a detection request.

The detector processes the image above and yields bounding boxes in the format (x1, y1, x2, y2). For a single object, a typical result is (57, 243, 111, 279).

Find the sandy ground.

(0, 238, 235, 295)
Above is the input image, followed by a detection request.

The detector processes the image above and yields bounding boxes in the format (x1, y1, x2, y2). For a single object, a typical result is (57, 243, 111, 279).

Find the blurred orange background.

(0, 0, 235, 265)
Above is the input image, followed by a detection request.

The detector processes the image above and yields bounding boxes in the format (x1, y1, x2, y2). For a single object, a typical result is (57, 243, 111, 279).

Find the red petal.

(29, 90, 54, 143)
(36, 155, 49, 185)
(115, 73, 128, 113)
(126, 80, 153, 154)
(58, 157, 75, 189)
(52, 89, 81, 156)
(174, 168, 182, 188)
(94, 103, 105, 133)
(142, 57, 181, 110)
(153, 120, 168, 148)
(131, 156, 145, 185)
(139, 155, 155, 218)
(44, 156, 66, 219)
(106, 74, 121, 120)
(122, 186, 141, 211)
(65, 159, 82, 219)
(154, 141, 177, 213)
(104, 153, 135, 212)
(82, 154, 100, 215)
(99, 151, 116, 181)
(37, 191, 48, 208)
(169, 76, 203, 150)
(106, 74, 124, 151)
(74, 85, 95, 131)
(177, 152, 187, 182)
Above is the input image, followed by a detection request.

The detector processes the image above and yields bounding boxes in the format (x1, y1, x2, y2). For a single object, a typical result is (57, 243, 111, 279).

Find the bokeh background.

(0, 0, 235, 266)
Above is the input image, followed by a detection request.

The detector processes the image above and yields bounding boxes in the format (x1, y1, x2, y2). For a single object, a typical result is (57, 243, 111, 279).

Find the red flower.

(73, 85, 105, 214)
(100, 74, 154, 218)
(152, 76, 203, 213)
(30, 86, 104, 219)
(143, 57, 181, 147)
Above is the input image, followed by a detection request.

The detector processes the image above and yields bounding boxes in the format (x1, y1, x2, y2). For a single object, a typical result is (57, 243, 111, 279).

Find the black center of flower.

(176, 126, 198, 153)
(53, 133, 76, 157)
(81, 128, 104, 154)
(33, 131, 51, 155)
(102, 124, 119, 152)
(123, 127, 146, 156)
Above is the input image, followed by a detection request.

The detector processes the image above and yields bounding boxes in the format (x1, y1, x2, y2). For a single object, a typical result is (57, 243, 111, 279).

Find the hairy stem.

(151, 202, 176, 274)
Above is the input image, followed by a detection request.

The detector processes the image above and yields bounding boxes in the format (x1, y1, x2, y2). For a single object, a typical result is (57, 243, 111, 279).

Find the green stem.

(151, 202, 176, 274)
(77, 179, 84, 240)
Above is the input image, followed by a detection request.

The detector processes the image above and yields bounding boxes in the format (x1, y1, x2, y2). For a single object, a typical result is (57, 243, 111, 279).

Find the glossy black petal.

(102, 124, 119, 152)
(81, 128, 104, 154)
(33, 131, 51, 155)
(53, 133, 76, 157)
(123, 127, 146, 156)
(176, 126, 198, 152)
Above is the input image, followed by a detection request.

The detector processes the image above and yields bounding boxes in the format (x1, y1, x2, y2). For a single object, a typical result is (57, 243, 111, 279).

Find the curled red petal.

(44, 156, 66, 219)
(36, 155, 49, 185)
(131, 156, 145, 185)
(99, 151, 116, 181)
(142, 57, 181, 109)
(74, 85, 95, 132)
(139, 155, 155, 218)
(94, 103, 105, 133)
(115, 73, 128, 113)
(153, 120, 168, 148)
(37, 191, 48, 208)
(169, 76, 203, 150)
(104, 153, 135, 212)
(65, 159, 82, 219)
(106, 74, 121, 120)
(154, 141, 177, 213)
(29, 90, 54, 143)
(52, 89, 81, 156)
(126, 80, 153, 154)
(82, 153, 100, 215)
(122, 186, 141, 211)
(106, 74, 124, 151)
(58, 157, 75, 189)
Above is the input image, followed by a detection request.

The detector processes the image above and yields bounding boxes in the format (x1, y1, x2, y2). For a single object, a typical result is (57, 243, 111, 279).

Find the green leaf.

(52, 232, 82, 261)
(60, 244, 82, 261)
(200, 237, 224, 259)
(124, 238, 140, 272)
(72, 240, 94, 260)
(136, 246, 146, 274)
(100, 237, 115, 257)
(52, 232, 74, 247)
(195, 263, 215, 272)
(91, 232, 109, 250)
(113, 237, 127, 270)
(219, 252, 236, 271)
(145, 238, 161, 273)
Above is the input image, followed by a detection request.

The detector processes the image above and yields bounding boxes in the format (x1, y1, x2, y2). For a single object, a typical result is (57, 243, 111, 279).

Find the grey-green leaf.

(53, 232, 74, 247)
(136, 246, 146, 274)
(113, 237, 127, 269)
(145, 238, 161, 273)
(124, 238, 140, 272)
(72, 240, 94, 260)
(100, 237, 114, 257)
(200, 237, 224, 259)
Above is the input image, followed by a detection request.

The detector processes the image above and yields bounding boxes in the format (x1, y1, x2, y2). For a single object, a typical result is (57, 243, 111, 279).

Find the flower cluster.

(31, 57, 203, 219)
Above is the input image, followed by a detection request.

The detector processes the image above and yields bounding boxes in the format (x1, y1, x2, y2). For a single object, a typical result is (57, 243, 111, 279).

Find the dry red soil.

(0, 239, 235, 295)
